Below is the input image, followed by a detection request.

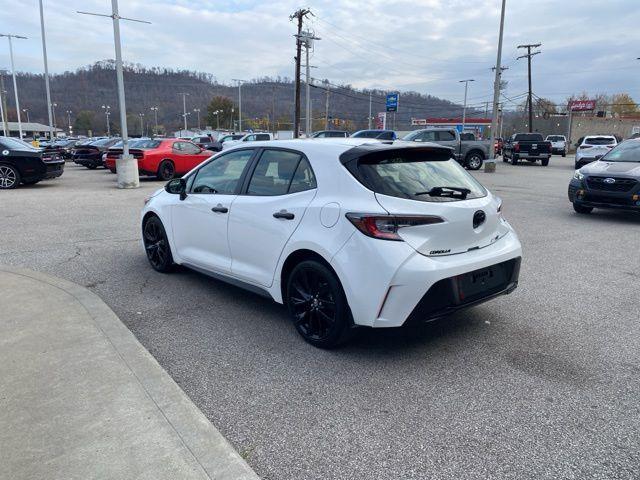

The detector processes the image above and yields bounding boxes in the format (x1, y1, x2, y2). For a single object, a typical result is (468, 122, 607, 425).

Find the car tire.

(142, 215, 174, 273)
(285, 260, 355, 349)
(465, 152, 483, 170)
(86, 163, 97, 170)
(0, 163, 20, 189)
(541, 158, 549, 166)
(573, 203, 593, 214)
(562, 151, 566, 157)
(510, 155, 518, 165)
(157, 160, 175, 181)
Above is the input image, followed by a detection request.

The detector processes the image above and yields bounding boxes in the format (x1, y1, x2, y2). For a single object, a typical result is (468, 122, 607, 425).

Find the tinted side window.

(436, 131, 456, 141)
(419, 131, 437, 142)
(377, 131, 395, 140)
(191, 149, 254, 194)
(182, 142, 201, 154)
(256, 134, 271, 141)
(247, 150, 301, 196)
(172, 142, 183, 152)
(289, 157, 317, 193)
(244, 135, 256, 142)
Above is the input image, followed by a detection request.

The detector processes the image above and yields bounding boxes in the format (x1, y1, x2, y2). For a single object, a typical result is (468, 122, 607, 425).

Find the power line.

(517, 43, 542, 132)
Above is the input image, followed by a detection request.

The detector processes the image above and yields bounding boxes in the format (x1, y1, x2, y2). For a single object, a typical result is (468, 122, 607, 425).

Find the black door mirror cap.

(165, 178, 187, 200)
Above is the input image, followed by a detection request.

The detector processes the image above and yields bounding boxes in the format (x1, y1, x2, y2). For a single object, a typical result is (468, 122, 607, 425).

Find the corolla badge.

(603, 178, 616, 184)
(473, 210, 486, 229)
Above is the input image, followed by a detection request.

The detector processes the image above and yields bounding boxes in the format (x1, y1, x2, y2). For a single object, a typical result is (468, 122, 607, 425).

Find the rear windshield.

(585, 137, 616, 145)
(91, 138, 116, 146)
(352, 131, 384, 139)
(601, 141, 640, 162)
(514, 133, 544, 141)
(131, 139, 161, 149)
(547, 136, 565, 141)
(349, 149, 487, 202)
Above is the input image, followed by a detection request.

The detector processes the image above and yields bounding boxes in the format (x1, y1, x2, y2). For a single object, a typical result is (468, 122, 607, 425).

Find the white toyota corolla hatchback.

(141, 139, 522, 348)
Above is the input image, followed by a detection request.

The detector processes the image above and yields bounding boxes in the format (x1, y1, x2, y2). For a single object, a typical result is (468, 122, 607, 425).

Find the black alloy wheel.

(157, 160, 175, 181)
(286, 260, 354, 348)
(0, 164, 20, 189)
(143, 216, 174, 272)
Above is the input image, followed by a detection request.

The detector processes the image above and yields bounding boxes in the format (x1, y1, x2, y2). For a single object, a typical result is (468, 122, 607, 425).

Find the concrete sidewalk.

(0, 266, 259, 480)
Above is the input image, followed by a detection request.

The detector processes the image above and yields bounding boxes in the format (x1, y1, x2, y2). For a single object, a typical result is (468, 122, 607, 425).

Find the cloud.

(0, 0, 638, 107)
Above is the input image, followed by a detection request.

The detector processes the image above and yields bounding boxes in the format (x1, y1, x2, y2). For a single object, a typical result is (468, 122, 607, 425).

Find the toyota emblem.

(603, 177, 616, 184)
(473, 210, 486, 229)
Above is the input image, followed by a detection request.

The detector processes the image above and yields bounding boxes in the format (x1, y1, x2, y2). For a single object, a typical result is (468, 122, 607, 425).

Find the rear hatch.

(341, 144, 509, 256)
(581, 137, 616, 158)
(74, 145, 100, 158)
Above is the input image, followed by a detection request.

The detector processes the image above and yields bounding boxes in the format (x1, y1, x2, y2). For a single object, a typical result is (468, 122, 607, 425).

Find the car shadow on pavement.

(563, 208, 640, 225)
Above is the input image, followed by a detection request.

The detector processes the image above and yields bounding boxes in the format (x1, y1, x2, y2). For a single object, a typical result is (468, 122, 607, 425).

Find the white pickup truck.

(545, 135, 567, 157)
(221, 132, 274, 150)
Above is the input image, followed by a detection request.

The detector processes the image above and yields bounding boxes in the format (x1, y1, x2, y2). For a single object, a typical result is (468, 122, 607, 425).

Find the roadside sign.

(386, 93, 399, 112)
(376, 112, 386, 129)
(568, 100, 596, 112)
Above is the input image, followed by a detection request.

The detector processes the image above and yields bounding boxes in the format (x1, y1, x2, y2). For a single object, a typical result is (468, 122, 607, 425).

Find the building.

(2, 122, 64, 138)
(411, 117, 492, 138)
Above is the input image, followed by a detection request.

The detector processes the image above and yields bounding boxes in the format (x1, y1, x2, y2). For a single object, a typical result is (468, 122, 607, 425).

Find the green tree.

(206, 96, 235, 130)
(74, 110, 95, 135)
(610, 93, 638, 116)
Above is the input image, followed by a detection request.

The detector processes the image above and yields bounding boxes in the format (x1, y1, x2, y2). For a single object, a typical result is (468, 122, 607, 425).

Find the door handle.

(273, 210, 295, 220)
(211, 204, 228, 214)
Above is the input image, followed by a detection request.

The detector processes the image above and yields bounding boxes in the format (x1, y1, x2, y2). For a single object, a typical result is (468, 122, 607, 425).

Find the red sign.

(569, 100, 596, 112)
(375, 112, 386, 129)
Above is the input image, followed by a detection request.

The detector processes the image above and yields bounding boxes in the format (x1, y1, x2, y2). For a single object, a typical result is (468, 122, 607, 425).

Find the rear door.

(227, 148, 317, 286)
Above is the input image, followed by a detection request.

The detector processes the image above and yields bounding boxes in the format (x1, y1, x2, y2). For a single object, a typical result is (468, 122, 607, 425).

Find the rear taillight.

(513, 142, 520, 152)
(346, 213, 444, 241)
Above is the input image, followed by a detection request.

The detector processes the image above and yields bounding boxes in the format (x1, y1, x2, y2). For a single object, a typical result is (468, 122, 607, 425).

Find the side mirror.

(165, 178, 187, 200)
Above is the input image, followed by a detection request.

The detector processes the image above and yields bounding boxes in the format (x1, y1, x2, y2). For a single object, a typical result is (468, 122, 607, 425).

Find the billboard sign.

(386, 93, 399, 112)
(569, 100, 596, 112)
(376, 112, 386, 129)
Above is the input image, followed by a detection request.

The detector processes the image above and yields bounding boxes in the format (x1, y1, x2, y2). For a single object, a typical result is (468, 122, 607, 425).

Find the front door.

(227, 149, 317, 287)
(171, 149, 255, 273)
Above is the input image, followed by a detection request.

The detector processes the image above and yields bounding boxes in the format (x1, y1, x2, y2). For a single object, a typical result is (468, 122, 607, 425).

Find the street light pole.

(178, 93, 189, 133)
(66, 109, 72, 135)
(487, 0, 507, 173)
(232, 79, 246, 132)
(459, 79, 474, 135)
(138, 113, 144, 136)
(38, 0, 54, 141)
(150, 106, 158, 135)
(22, 108, 30, 123)
(0, 33, 27, 138)
(51, 102, 57, 137)
(102, 105, 111, 136)
(78, 1, 151, 188)
(193, 108, 201, 130)
(368, 91, 372, 129)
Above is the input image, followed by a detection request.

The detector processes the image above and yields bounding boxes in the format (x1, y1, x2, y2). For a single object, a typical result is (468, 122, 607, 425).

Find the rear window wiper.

(415, 186, 471, 199)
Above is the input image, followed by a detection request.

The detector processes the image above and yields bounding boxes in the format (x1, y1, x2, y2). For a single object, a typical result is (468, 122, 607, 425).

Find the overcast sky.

(1, 0, 639, 109)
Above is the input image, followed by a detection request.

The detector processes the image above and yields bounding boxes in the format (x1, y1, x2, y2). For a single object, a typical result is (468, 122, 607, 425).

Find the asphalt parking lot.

(2, 156, 639, 480)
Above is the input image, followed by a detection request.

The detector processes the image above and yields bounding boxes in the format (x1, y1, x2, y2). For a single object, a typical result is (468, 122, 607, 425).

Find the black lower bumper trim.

(405, 257, 521, 325)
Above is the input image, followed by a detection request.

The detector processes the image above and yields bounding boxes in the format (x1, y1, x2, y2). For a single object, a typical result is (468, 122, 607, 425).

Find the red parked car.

(105, 138, 214, 180)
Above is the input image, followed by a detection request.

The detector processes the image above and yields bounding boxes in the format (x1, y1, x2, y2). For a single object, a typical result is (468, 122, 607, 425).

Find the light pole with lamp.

(66, 110, 72, 135)
(22, 108, 30, 123)
(193, 108, 201, 131)
(51, 102, 57, 137)
(0, 33, 27, 138)
(138, 112, 144, 136)
(101, 105, 111, 136)
(149, 106, 158, 135)
(232, 79, 246, 132)
(459, 79, 474, 135)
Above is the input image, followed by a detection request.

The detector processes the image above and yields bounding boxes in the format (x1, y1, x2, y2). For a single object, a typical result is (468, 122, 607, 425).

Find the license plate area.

(457, 265, 507, 301)
(532, 144, 537, 149)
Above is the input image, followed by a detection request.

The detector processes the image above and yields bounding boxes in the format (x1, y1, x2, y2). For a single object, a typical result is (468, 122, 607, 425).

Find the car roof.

(584, 135, 616, 138)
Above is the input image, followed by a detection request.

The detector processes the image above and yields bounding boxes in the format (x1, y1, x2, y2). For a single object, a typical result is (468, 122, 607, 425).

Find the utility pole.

(178, 92, 189, 133)
(232, 79, 246, 132)
(459, 79, 474, 135)
(301, 31, 320, 136)
(78, 1, 151, 189)
(517, 42, 541, 133)
(66, 109, 72, 135)
(39, 0, 54, 141)
(368, 92, 372, 129)
(487, 0, 507, 173)
(150, 106, 158, 135)
(1, 33, 27, 138)
(290, 8, 311, 138)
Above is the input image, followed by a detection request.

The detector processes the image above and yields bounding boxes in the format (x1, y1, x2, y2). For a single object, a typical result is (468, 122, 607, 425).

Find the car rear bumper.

(44, 161, 65, 179)
(516, 152, 551, 159)
(331, 227, 523, 328)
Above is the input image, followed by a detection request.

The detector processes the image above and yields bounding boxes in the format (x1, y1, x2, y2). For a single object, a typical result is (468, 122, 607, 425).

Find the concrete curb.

(0, 265, 259, 480)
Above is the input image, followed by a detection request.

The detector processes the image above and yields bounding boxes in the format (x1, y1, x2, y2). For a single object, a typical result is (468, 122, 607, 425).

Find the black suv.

(0, 136, 64, 189)
(569, 139, 640, 214)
